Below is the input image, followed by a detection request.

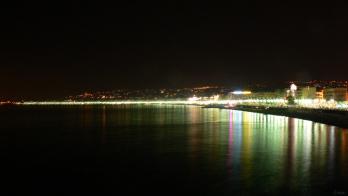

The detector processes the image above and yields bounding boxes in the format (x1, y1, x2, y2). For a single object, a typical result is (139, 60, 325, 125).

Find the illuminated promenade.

(21, 99, 283, 106)
(20, 99, 348, 110)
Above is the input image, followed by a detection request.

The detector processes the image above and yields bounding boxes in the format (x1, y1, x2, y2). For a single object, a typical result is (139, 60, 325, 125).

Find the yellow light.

(232, 91, 252, 95)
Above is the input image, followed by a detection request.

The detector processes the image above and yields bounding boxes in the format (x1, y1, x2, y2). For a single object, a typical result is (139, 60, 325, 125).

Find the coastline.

(204, 104, 348, 129)
(3, 102, 348, 129)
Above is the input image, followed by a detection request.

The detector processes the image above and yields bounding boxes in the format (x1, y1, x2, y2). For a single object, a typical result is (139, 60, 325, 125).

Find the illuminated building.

(315, 89, 324, 100)
(289, 83, 297, 97)
(229, 91, 252, 99)
(232, 91, 252, 95)
(298, 87, 317, 99)
(249, 90, 285, 100)
(323, 88, 348, 102)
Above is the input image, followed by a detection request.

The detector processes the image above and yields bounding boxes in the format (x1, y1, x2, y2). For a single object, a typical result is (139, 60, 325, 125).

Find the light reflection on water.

(77, 105, 348, 193)
(7, 105, 348, 195)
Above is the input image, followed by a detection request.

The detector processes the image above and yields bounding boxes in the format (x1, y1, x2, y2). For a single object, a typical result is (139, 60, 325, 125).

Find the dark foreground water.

(3, 105, 348, 195)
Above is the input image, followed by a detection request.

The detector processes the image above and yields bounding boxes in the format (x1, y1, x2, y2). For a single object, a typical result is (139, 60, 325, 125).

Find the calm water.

(4, 105, 348, 195)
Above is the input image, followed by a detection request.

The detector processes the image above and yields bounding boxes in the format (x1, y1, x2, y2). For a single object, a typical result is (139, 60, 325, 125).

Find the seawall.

(206, 105, 348, 129)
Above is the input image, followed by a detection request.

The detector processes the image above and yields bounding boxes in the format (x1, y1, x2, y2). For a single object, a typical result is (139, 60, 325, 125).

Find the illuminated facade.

(298, 87, 317, 99)
(249, 91, 286, 100)
(290, 83, 297, 97)
(323, 88, 348, 102)
(315, 90, 324, 100)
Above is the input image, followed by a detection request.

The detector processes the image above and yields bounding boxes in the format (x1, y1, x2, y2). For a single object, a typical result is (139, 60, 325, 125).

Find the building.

(251, 91, 285, 99)
(323, 88, 348, 102)
(298, 86, 317, 99)
(315, 90, 324, 100)
(297, 86, 324, 100)
(229, 90, 285, 100)
(228, 91, 252, 100)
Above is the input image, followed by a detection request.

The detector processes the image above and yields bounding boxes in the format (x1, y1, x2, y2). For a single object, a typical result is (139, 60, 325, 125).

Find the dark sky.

(1, 1, 348, 99)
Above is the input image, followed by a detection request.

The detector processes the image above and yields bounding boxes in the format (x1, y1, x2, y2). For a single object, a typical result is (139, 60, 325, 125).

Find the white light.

(17, 98, 348, 111)
(290, 84, 297, 91)
(188, 96, 201, 101)
(232, 91, 252, 95)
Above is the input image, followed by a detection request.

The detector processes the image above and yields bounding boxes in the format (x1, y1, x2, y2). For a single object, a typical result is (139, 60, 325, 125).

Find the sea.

(3, 105, 348, 195)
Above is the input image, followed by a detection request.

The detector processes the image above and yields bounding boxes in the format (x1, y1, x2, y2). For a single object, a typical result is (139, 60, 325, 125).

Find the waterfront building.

(323, 88, 348, 102)
(298, 86, 317, 99)
(290, 83, 297, 97)
(230, 90, 285, 100)
(315, 89, 324, 100)
(297, 86, 324, 100)
(228, 91, 252, 100)
(286, 83, 298, 98)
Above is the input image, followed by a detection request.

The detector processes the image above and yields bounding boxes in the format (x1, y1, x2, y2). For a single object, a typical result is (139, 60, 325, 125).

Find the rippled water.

(4, 105, 348, 195)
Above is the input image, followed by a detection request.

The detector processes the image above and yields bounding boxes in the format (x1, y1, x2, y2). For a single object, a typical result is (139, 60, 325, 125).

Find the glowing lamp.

(290, 84, 297, 91)
(232, 91, 252, 95)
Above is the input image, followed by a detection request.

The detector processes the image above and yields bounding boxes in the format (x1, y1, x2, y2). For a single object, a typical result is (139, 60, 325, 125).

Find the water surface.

(4, 105, 348, 195)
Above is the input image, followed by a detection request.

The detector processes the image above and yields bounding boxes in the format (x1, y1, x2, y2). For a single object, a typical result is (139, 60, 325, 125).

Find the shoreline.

(204, 104, 348, 129)
(2, 102, 348, 129)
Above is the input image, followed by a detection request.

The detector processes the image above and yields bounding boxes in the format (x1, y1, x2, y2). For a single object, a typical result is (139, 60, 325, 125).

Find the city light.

(290, 83, 297, 91)
(188, 96, 201, 102)
(18, 98, 348, 110)
(232, 91, 252, 95)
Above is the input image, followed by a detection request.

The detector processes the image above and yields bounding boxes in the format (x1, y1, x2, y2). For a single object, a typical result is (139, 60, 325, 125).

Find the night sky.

(1, 1, 348, 99)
